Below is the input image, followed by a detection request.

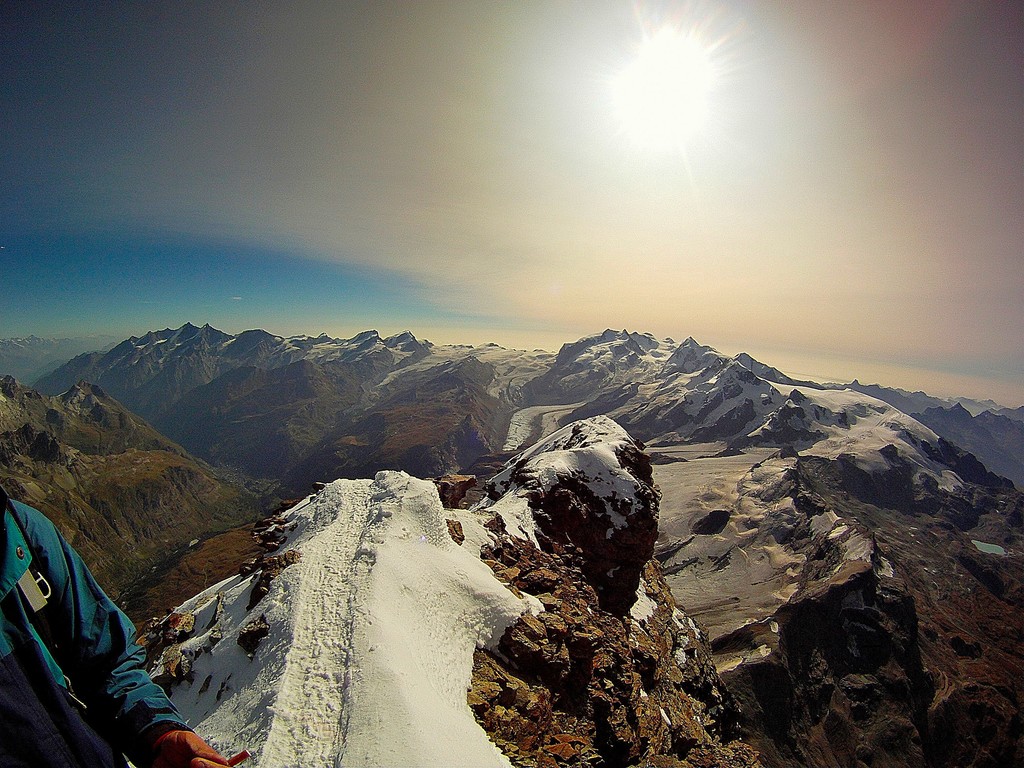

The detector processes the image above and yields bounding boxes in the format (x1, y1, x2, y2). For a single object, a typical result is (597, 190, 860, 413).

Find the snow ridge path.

(259, 479, 379, 768)
(170, 471, 530, 767)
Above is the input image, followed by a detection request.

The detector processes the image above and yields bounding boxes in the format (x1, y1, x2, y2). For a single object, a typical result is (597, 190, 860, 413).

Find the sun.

(612, 27, 716, 151)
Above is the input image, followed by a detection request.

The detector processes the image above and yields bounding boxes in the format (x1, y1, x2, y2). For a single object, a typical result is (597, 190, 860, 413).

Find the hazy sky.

(2, 1, 1022, 403)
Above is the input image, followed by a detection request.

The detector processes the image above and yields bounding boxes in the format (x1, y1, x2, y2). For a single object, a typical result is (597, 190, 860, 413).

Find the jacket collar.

(1, 487, 33, 598)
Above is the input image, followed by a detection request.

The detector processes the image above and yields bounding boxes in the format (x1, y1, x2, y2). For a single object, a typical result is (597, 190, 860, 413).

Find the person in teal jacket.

(0, 485, 231, 768)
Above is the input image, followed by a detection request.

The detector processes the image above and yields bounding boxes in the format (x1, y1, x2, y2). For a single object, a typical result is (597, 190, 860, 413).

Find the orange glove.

(151, 729, 231, 768)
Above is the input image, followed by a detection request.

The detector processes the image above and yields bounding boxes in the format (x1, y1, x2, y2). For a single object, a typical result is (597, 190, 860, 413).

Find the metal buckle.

(64, 676, 88, 710)
(17, 569, 49, 613)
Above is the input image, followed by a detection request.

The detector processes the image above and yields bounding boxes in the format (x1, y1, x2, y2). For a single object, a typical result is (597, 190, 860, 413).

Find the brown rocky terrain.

(0, 375, 259, 596)
(469, 418, 762, 767)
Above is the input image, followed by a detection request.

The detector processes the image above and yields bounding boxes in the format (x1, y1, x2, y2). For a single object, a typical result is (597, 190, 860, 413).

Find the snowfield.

(162, 472, 536, 767)
(766, 384, 964, 489)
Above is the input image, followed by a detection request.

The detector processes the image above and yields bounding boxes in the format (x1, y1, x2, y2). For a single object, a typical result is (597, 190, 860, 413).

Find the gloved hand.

(151, 729, 231, 768)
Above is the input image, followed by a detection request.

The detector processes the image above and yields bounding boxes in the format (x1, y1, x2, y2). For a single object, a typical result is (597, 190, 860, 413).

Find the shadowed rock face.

(432, 473, 477, 509)
(525, 442, 659, 616)
(915, 404, 1024, 489)
(471, 546, 760, 768)
(721, 566, 934, 768)
(487, 418, 660, 615)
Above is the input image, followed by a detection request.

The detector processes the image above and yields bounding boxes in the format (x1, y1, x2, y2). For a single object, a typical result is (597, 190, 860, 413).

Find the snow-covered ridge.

(756, 384, 963, 490)
(516, 332, 976, 493)
(121, 323, 430, 369)
(541, 328, 802, 394)
(157, 472, 535, 767)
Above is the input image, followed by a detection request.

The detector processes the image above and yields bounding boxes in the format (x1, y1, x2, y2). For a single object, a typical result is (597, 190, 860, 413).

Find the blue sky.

(2, 1, 1022, 403)
(1, 229, 457, 337)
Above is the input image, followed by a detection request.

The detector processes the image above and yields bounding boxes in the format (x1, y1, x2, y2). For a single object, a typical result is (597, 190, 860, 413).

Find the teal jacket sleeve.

(12, 500, 188, 767)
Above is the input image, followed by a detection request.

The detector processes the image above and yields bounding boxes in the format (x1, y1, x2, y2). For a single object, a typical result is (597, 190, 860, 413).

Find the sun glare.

(612, 27, 716, 151)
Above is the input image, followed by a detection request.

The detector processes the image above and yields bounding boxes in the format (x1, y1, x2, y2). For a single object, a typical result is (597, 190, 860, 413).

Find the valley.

(650, 446, 788, 640)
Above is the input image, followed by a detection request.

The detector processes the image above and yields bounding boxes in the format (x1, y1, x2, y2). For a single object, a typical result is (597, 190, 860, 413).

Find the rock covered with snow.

(521, 329, 678, 404)
(471, 416, 760, 767)
(484, 415, 660, 615)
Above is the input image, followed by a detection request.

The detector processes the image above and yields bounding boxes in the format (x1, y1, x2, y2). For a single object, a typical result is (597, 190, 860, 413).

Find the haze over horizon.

(3, 2, 1022, 405)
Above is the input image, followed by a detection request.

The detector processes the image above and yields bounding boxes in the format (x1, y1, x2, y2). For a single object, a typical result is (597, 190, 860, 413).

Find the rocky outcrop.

(245, 549, 302, 610)
(472, 545, 758, 767)
(720, 564, 934, 768)
(434, 473, 477, 508)
(237, 614, 270, 656)
(141, 506, 306, 686)
(486, 418, 660, 615)
(0, 422, 69, 465)
(915, 404, 1024, 488)
(446, 518, 466, 545)
(470, 417, 761, 767)
(249, 510, 297, 551)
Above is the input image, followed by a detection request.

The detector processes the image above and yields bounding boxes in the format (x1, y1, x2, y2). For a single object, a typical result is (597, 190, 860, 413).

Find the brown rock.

(446, 518, 466, 545)
(152, 643, 193, 693)
(433, 474, 477, 509)
(520, 567, 563, 593)
(138, 610, 199, 669)
(166, 611, 195, 637)
(247, 549, 302, 610)
(252, 513, 293, 551)
(471, 534, 757, 767)
(237, 614, 270, 656)
(543, 741, 577, 760)
(468, 421, 759, 767)
(484, 514, 507, 534)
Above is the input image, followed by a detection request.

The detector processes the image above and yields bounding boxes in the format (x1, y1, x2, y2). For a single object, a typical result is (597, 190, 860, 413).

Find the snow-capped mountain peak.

(663, 336, 722, 375)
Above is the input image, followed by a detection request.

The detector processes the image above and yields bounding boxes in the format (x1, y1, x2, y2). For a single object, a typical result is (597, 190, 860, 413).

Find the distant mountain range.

(0, 334, 119, 382)
(914, 403, 1024, 487)
(843, 379, 1024, 422)
(35, 323, 544, 494)
(30, 323, 1024, 491)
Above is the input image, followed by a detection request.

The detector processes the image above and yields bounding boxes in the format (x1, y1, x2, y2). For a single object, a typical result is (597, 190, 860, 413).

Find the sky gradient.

(2, 1, 1022, 404)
